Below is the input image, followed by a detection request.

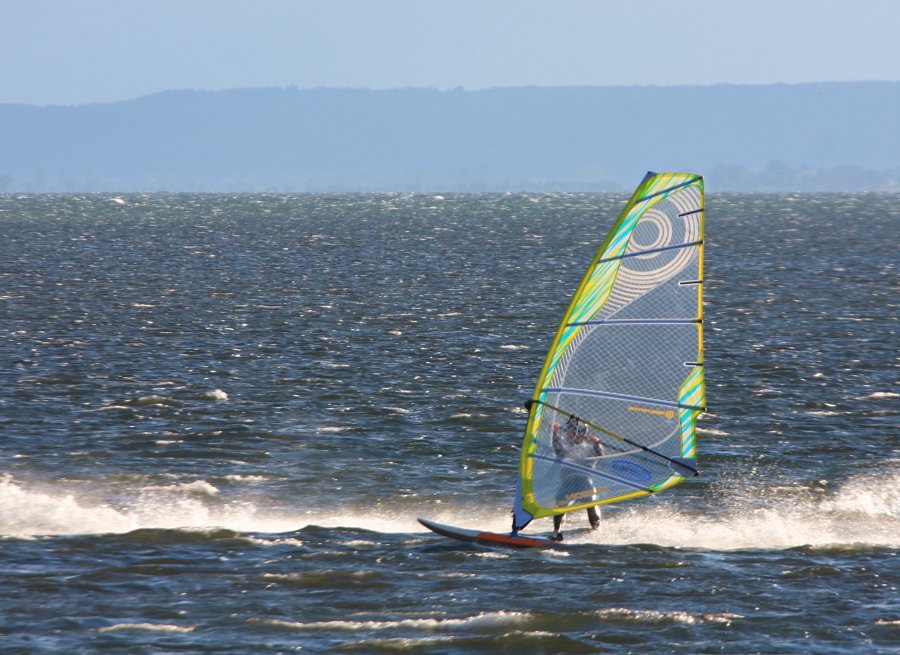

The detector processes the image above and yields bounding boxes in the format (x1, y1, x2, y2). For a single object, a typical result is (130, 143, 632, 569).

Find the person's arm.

(552, 423, 564, 457)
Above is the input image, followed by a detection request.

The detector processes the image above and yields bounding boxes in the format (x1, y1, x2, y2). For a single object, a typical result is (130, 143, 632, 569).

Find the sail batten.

(513, 172, 705, 531)
(596, 239, 703, 264)
(541, 387, 706, 411)
(637, 177, 700, 202)
(567, 318, 701, 326)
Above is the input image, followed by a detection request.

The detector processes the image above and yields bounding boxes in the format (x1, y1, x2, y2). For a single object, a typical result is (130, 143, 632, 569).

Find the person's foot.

(549, 532, 563, 541)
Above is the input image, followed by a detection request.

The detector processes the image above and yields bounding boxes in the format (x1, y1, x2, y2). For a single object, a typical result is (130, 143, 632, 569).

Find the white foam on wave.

(404, 469, 900, 550)
(250, 610, 530, 632)
(98, 623, 194, 634)
(578, 469, 900, 550)
(594, 608, 742, 625)
(0, 475, 301, 537)
(3, 467, 897, 549)
(696, 426, 730, 436)
(141, 480, 220, 496)
(0, 472, 450, 538)
(202, 388, 229, 401)
(858, 391, 899, 400)
(133, 395, 179, 407)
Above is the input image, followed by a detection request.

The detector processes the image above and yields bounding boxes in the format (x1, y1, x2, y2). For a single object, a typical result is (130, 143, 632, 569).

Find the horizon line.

(6, 78, 900, 109)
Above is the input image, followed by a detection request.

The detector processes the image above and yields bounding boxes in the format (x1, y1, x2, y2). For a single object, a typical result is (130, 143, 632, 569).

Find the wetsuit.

(552, 421, 604, 535)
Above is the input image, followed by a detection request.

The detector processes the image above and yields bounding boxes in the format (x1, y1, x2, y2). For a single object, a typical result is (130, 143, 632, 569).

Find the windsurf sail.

(513, 172, 705, 531)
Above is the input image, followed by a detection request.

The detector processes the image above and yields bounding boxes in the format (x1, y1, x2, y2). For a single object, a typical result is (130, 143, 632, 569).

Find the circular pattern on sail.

(623, 192, 700, 283)
(588, 186, 702, 321)
(621, 207, 685, 278)
(628, 210, 671, 257)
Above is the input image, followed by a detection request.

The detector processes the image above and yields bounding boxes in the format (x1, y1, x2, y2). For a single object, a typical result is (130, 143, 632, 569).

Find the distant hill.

(2, 82, 899, 192)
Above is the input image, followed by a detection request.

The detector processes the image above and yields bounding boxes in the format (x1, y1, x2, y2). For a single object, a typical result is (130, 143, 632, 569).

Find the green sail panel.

(514, 172, 705, 530)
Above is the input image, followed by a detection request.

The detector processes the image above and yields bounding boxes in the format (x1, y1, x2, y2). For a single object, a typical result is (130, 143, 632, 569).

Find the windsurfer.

(549, 418, 603, 540)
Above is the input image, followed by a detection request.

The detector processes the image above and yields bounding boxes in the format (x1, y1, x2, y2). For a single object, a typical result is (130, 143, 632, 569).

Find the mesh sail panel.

(515, 173, 705, 528)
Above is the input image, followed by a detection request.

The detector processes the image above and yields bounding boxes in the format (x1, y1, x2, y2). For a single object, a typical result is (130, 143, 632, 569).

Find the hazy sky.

(4, 0, 899, 105)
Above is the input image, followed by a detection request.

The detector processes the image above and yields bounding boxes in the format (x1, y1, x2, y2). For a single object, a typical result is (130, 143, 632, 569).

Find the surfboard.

(418, 517, 564, 548)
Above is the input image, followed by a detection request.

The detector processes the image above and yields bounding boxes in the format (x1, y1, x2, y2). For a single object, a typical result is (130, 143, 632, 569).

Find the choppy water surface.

(0, 192, 897, 654)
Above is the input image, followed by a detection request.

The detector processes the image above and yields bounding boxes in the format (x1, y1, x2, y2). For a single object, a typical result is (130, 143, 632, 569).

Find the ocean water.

(0, 192, 897, 654)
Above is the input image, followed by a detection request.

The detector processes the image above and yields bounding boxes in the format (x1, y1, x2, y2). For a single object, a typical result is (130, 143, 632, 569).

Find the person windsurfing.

(549, 416, 604, 540)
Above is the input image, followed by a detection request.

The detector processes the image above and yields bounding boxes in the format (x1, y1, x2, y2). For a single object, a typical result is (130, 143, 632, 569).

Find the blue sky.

(4, 0, 899, 105)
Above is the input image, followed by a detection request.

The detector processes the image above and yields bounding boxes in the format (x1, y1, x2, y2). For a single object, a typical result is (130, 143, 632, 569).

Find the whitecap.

(202, 388, 229, 401)
(386, 406, 411, 415)
(249, 610, 530, 632)
(594, 608, 742, 625)
(98, 623, 194, 633)
(236, 537, 304, 547)
(133, 395, 179, 407)
(222, 474, 268, 483)
(0, 475, 302, 537)
(858, 391, 899, 400)
(140, 480, 220, 496)
(696, 427, 730, 436)
(84, 405, 132, 412)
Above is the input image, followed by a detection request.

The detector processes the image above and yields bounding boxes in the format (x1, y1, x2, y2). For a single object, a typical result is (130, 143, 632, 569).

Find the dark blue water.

(0, 193, 897, 654)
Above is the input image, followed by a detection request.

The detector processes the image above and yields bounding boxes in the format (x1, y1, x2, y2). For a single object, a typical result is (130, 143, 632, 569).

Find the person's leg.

(551, 513, 564, 539)
(587, 506, 600, 530)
